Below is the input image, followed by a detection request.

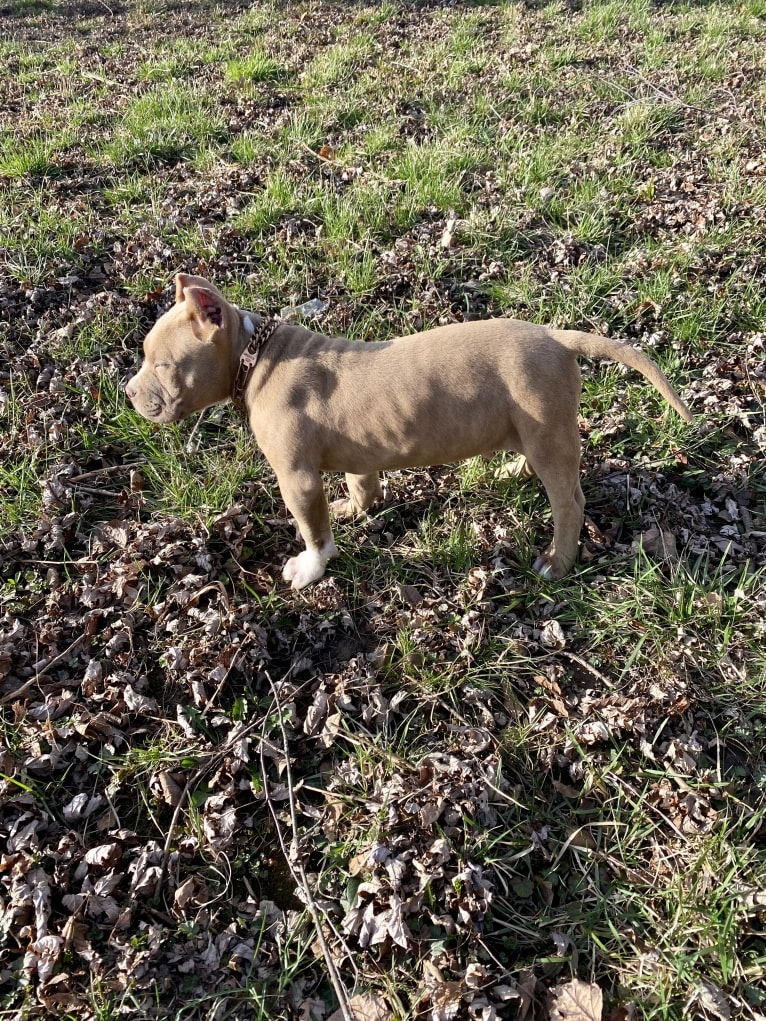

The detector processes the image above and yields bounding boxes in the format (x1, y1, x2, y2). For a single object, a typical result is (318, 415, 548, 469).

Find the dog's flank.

(126, 274, 691, 589)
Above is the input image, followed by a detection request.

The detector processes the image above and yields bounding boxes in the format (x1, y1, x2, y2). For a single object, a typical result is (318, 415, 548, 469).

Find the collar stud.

(232, 317, 280, 405)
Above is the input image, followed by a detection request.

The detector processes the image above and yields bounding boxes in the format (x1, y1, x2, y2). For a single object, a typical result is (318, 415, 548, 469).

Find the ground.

(0, 1, 765, 1019)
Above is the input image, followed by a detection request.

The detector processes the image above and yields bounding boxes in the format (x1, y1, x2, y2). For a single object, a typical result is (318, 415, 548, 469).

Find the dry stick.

(184, 408, 209, 454)
(153, 717, 263, 900)
(67, 464, 140, 483)
(623, 64, 744, 123)
(555, 649, 617, 691)
(260, 671, 356, 1021)
(72, 485, 124, 498)
(200, 642, 244, 718)
(1, 634, 85, 705)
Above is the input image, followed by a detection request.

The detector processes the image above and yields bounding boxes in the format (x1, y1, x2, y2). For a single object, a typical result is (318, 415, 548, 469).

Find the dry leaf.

(84, 842, 123, 868)
(550, 978, 603, 1021)
(465, 961, 490, 987)
(634, 526, 678, 563)
(123, 684, 158, 714)
(540, 619, 566, 650)
(348, 849, 372, 876)
(304, 689, 329, 736)
(687, 980, 731, 1021)
(440, 211, 458, 249)
(398, 584, 423, 607)
(62, 793, 104, 822)
(327, 992, 390, 1021)
(157, 770, 184, 807)
(431, 979, 465, 1016)
(174, 874, 208, 911)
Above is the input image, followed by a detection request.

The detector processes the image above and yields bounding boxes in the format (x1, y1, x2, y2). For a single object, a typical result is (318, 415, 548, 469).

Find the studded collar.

(231, 314, 280, 406)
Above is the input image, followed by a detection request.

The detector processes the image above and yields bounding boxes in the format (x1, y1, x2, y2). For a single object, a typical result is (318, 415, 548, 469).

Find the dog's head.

(126, 274, 239, 423)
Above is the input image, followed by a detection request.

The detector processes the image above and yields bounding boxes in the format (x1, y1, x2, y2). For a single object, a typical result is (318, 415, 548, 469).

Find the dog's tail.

(550, 330, 693, 422)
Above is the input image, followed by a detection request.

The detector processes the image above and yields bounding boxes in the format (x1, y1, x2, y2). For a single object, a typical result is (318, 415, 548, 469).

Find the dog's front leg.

(276, 468, 339, 590)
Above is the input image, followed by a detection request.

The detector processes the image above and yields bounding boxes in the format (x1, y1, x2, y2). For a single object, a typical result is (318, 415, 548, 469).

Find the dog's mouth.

(144, 406, 171, 422)
(128, 390, 178, 424)
(127, 377, 187, 423)
(145, 401, 187, 424)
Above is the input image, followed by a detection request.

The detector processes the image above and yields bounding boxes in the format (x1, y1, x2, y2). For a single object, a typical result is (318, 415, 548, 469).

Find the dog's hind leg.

(525, 438, 585, 580)
(332, 472, 382, 519)
(276, 469, 339, 589)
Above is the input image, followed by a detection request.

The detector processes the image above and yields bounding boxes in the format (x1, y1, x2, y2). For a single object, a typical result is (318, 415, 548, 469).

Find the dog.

(126, 274, 692, 589)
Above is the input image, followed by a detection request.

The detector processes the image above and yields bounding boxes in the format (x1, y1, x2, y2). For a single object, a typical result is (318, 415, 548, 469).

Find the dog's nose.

(125, 380, 137, 401)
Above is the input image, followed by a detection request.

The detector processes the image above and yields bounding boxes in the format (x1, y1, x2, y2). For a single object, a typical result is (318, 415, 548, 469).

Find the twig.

(71, 485, 123, 498)
(260, 670, 356, 1021)
(185, 409, 209, 453)
(67, 464, 139, 483)
(13, 558, 99, 567)
(556, 649, 617, 690)
(201, 641, 245, 718)
(294, 138, 339, 165)
(1, 634, 85, 705)
(153, 717, 263, 899)
(623, 64, 742, 123)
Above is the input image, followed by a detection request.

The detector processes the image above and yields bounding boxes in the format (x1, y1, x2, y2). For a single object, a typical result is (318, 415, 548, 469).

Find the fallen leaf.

(634, 526, 678, 563)
(550, 978, 603, 1021)
(174, 874, 209, 911)
(431, 979, 465, 1016)
(84, 843, 123, 868)
(440, 212, 458, 249)
(156, 770, 184, 807)
(327, 992, 390, 1021)
(540, 619, 566, 649)
(398, 584, 423, 607)
(687, 979, 731, 1021)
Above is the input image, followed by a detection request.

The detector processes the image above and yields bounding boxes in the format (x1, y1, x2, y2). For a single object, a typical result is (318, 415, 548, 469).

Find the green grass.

(1, 1, 765, 1019)
(225, 49, 287, 85)
(101, 83, 228, 168)
(0, 132, 66, 178)
(301, 34, 378, 88)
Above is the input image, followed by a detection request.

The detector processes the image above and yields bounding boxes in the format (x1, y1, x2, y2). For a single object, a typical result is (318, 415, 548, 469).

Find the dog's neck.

(231, 309, 280, 405)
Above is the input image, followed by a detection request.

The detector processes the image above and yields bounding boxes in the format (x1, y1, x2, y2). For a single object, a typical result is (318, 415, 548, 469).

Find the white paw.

(330, 497, 356, 520)
(533, 552, 571, 580)
(282, 541, 338, 590)
(533, 556, 555, 580)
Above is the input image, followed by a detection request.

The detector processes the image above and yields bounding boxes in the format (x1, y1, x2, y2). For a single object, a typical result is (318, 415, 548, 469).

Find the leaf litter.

(2, 1, 766, 1019)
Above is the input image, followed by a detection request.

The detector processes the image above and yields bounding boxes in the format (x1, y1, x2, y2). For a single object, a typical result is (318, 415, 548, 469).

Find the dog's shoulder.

(277, 323, 392, 357)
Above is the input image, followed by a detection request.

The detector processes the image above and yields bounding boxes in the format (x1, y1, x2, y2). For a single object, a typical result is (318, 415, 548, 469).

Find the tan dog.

(126, 274, 692, 589)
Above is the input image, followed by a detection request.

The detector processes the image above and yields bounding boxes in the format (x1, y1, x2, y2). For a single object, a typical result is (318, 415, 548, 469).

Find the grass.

(1, 1, 765, 1019)
(101, 83, 228, 168)
(225, 51, 287, 85)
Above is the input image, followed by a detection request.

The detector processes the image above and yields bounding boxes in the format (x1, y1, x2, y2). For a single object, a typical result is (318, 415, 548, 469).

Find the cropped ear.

(184, 285, 226, 341)
(175, 273, 223, 303)
(174, 273, 192, 304)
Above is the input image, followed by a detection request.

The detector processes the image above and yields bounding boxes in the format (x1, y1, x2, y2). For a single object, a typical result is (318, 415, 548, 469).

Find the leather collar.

(232, 316, 280, 406)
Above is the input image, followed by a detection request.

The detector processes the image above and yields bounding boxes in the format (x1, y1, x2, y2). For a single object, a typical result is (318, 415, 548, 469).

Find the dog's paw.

(330, 497, 358, 520)
(499, 455, 535, 480)
(506, 457, 535, 479)
(283, 551, 326, 589)
(533, 553, 568, 580)
(282, 542, 338, 590)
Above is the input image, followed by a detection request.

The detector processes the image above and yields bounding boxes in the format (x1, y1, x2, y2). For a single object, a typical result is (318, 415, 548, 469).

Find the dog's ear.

(184, 286, 226, 341)
(174, 273, 191, 304)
